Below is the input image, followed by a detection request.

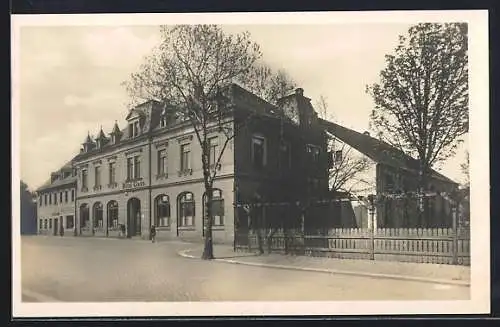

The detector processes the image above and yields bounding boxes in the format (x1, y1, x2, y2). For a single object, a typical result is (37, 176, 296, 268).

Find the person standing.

(150, 225, 156, 243)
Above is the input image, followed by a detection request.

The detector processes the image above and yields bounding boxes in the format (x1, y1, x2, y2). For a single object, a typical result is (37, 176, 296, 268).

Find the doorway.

(53, 218, 58, 236)
(127, 198, 141, 237)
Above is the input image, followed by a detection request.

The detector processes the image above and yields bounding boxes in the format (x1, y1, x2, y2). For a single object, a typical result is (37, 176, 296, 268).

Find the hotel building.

(36, 85, 330, 244)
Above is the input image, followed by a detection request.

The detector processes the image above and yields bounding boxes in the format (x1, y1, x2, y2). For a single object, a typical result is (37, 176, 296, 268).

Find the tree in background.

(124, 25, 296, 260)
(460, 150, 470, 188)
(20, 180, 37, 235)
(242, 62, 297, 105)
(316, 96, 371, 195)
(366, 23, 468, 224)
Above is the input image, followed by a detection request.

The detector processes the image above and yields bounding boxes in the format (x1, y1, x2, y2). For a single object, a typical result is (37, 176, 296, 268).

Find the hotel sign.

(122, 180, 146, 190)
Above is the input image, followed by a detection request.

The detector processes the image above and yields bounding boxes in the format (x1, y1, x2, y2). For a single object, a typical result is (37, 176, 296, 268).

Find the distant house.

(318, 119, 459, 228)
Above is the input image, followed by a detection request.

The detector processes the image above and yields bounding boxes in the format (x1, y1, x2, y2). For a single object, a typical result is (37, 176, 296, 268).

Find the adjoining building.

(35, 160, 77, 236)
(319, 119, 459, 228)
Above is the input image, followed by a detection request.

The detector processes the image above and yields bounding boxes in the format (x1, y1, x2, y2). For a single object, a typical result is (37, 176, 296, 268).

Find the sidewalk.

(179, 244, 471, 287)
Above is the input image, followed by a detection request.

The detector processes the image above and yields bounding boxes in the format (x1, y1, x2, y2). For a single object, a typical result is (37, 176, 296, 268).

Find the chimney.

(295, 88, 304, 96)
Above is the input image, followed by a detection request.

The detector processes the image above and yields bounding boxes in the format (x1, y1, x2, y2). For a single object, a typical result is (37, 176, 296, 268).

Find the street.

(20, 236, 469, 302)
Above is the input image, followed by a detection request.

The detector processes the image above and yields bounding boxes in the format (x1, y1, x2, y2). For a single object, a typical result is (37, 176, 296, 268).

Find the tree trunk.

(417, 162, 429, 227)
(202, 186, 214, 260)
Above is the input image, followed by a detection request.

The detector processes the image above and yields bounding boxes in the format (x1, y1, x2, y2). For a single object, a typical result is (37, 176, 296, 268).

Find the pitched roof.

(36, 157, 77, 192)
(318, 118, 457, 185)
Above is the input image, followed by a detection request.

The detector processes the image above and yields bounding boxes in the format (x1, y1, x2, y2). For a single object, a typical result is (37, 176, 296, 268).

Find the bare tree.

(460, 150, 470, 188)
(316, 98, 371, 195)
(241, 62, 297, 104)
(366, 23, 468, 195)
(315, 95, 334, 121)
(328, 141, 373, 194)
(124, 25, 265, 260)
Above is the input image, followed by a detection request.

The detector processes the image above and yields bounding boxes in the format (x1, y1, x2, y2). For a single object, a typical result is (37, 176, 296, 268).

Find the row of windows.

(78, 134, 325, 192)
(78, 190, 225, 229)
(39, 215, 74, 230)
(80, 138, 221, 191)
(39, 190, 75, 207)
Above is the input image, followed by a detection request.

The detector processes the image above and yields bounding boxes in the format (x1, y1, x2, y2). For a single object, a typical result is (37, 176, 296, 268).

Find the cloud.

(81, 27, 160, 68)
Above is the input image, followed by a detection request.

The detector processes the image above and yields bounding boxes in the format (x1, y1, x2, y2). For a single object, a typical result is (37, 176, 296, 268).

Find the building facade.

(319, 119, 459, 228)
(36, 162, 77, 236)
(39, 84, 330, 244)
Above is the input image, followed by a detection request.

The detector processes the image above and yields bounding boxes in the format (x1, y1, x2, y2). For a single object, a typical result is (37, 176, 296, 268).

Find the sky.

(17, 23, 469, 190)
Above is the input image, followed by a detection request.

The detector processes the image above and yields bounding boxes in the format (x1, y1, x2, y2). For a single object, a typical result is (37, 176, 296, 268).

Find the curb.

(178, 249, 470, 287)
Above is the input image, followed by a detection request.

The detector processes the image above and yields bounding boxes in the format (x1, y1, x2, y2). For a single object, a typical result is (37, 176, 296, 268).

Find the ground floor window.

(49, 219, 52, 229)
(39, 219, 43, 230)
(93, 202, 104, 228)
(178, 192, 195, 227)
(66, 215, 74, 229)
(203, 189, 225, 226)
(107, 200, 118, 229)
(155, 194, 171, 227)
(44, 219, 47, 229)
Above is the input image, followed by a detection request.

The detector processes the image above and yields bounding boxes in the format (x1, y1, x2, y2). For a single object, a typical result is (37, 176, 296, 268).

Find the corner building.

(67, 84, 330, 244)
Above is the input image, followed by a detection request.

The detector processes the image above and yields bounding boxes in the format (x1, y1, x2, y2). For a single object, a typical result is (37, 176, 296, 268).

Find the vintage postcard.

(12, 10, 490, 317)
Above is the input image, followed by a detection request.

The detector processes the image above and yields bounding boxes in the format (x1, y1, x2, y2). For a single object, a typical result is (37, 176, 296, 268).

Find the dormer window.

(96, 140, 101, 149)
(160, 115, 167, 128)
(129, 121, 140, 138)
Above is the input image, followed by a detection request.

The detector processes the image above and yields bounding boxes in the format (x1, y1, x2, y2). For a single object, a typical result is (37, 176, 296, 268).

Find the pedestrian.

(150, 225, 156, 243)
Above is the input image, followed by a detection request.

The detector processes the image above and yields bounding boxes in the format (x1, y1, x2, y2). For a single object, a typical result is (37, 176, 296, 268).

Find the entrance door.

(127, 198, 141, 237)
(53, 218, 58, 236)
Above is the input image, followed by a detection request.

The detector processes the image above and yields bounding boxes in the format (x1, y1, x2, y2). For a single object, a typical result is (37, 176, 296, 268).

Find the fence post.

(452, 205, 458, 265)
(368, 194, 375, 260)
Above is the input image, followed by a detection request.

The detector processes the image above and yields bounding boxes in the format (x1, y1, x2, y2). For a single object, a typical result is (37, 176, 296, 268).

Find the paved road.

(20, 236, 469, 302)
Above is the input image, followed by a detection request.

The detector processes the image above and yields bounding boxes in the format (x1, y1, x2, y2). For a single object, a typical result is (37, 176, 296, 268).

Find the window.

(93, 202, 103, 228)
(160, 115, 167, 128)
(155, 195, 171, 227)
(127, 156, 141, 180)
(158, 149, 167, 176)
(107, 201, 119, 229)
(59, 192, 63, 203)
(251, 135, 266, 169)
(71, 190, 75, 202)
(279, 141, 291, 170)
(49, 219, 52, 229)
(307, 144, 321, 163)
(44, 194, 48, 205)
(54, 192, 57, 205)
(208, 137, 219, 167)
(66, 215, 74, 229)
(96, 140, 101, 149)
(94, 166, 101, 187)
(44, 219, 47, 229)
(80, 204, 90, 228)
(127, 157, 134, 180)
(178, 192, 195, 227)
(81, 169, 88, 190)
(129, 121, 141, 138)
(180, 144, 191, 171)
(109, 162, 116, 184)
(39, 219, 43, 230)
(385, 174, 395, 192)
(39, 196, 42, 207)
(134, 156, 141, 179)
(203, 189, 225, 227)
(334, 150, 343, 163)
(65, 191, 68, 203)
